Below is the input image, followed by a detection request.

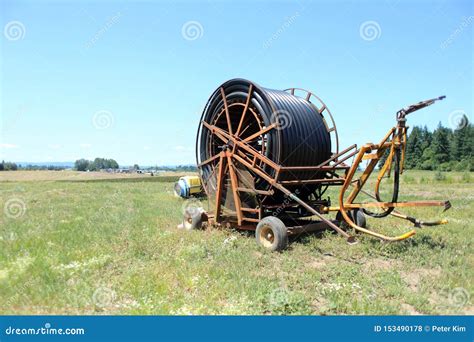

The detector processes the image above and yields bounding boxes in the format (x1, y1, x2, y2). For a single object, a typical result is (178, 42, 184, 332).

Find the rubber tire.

(255, 216, 288, 252)
(336, 209, 366, 230)
(336, 211, 351, 230)
(182, 208, 203, 230)
(352, 209, 366, 228)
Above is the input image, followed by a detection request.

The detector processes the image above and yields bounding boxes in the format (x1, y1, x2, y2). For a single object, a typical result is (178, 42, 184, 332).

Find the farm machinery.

(181, 78, 451, 251)
(174, 175, 202, 199)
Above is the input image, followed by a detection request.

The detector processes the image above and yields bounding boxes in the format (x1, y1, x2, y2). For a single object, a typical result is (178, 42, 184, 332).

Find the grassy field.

(0, 170, 472, 315)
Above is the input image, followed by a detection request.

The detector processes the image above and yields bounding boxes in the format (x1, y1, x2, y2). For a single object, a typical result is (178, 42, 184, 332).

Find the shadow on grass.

(289, 227, 447, 256)
(290, 230, 328, 244)
(366, 233, 447, 253)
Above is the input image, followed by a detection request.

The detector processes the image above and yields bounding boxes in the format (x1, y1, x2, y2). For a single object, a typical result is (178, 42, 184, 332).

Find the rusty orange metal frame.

(198, 90, 449, 243)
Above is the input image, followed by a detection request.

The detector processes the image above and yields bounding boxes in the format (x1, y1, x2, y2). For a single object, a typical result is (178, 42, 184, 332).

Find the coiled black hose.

(362, 148, 400, 218)
(196, 79, 331, 191)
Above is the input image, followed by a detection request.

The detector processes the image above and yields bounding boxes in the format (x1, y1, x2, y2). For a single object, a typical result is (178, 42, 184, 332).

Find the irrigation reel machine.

(181, 78, 450, 251)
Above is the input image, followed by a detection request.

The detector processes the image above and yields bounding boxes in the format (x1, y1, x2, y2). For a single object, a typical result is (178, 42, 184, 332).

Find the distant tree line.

(22, 165, 66, 170)
(0, 160, 18, 171)
(379, 116, 473, 171)
(74, 158, 119, 171)
(0, 159, 199, 172)
(0, 161, 68, 171)
(155, 165, 198, 172)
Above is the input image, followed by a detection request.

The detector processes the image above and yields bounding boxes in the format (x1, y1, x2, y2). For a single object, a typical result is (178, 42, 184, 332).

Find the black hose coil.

(197, 78, 332, 190)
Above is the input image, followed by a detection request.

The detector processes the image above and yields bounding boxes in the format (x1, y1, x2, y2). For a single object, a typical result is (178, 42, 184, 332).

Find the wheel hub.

(259, 225, 275, 248)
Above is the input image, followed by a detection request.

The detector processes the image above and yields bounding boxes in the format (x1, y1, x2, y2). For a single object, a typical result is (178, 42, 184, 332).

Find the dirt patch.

(308, 254, 337, 269)
(463, 306, 474, 314)
(363, 257, 401, 272)
(401, 268, 441, 291)
(412, 190, 439, 199)
(427, 286, 472, 314)
(401, 303, 422, 315)
(311, 296, 331, 314)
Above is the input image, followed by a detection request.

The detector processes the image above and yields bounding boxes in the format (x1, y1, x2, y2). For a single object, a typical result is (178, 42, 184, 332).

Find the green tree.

(74, 159, 90, 171)
(405, 126, 424, 169)
(431, 122, 451, 166)
(417, 126, 432, 168)
(421, 125, 432, 148)
(108, 159, 119, 169)
(74, 158, 118, 171)
(2, 161, 18, 170)
(452, 115, 472, 161)
(90, 158, 101, 171)
(419, 147, 435, 170)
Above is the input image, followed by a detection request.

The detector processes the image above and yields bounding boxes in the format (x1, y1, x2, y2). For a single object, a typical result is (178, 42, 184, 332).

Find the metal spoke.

(202, 121, 229, 143)
(220, 87, 233, 136)
(198, 153, 221, 167)
(214, 153, 225, 221)
(242, 123, 277, 143)
(235, 84, 253, 137)
(227, 154, 243, 225)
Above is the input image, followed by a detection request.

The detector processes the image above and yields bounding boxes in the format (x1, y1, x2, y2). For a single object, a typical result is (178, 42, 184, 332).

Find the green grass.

(0, 171, 472, 315)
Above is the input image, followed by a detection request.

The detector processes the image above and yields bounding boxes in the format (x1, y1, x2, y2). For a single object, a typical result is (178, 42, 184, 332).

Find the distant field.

(0, 170, 188, 182)
(0, 170, 472, 315)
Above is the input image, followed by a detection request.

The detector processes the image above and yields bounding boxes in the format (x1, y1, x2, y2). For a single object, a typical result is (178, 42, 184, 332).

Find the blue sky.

(0, 0, 472, 166)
